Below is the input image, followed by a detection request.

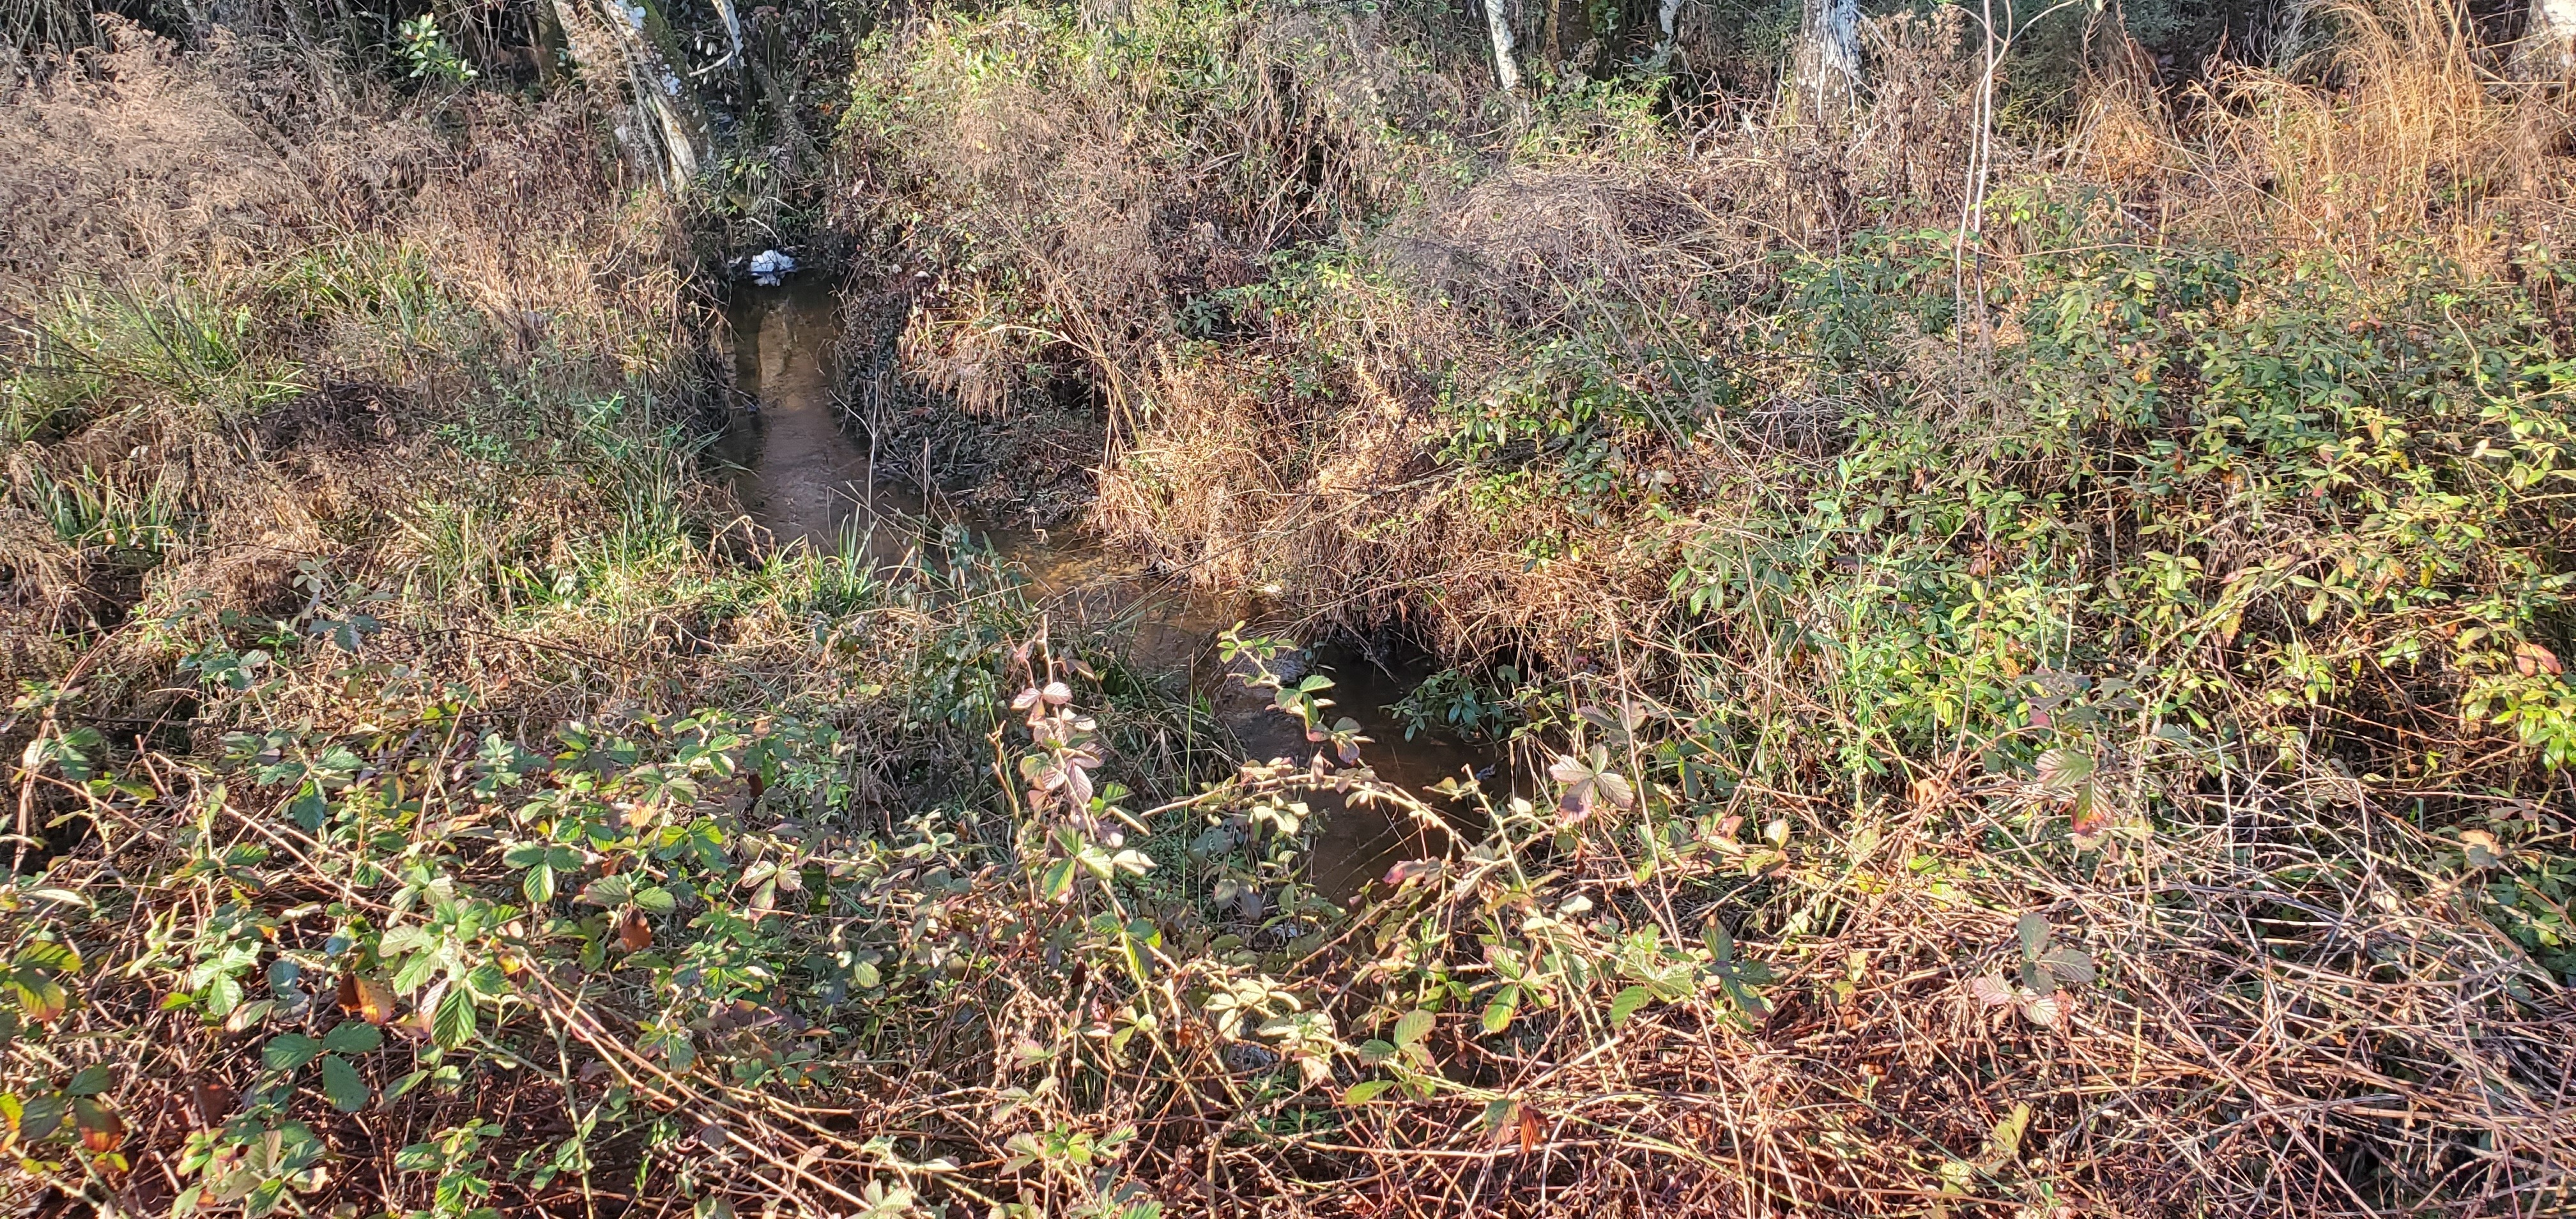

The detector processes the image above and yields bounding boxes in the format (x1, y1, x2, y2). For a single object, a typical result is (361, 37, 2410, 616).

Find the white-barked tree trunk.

(1485, 0, 1522, 92)
(1791, 0, 1861, 121)
(2521, 0, 2576, 79)
(549, 0, 710, 188)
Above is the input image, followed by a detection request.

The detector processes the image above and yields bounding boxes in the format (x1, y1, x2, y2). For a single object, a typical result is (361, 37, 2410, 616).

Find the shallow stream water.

(717, 280, 1497, 901)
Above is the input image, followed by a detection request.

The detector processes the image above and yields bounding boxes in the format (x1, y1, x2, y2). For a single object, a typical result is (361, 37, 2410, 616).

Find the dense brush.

(1, 3, 2573, 1217)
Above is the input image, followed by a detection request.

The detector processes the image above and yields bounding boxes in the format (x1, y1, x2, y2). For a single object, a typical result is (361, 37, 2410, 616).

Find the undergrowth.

(4, 2, 2575, 1218)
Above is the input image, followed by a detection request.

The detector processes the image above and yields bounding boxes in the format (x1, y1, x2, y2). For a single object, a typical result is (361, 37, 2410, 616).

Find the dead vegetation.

(2, 2, 2574, 1217)
(0, 16, 708, 707)
(821, 1, 2576, 1214)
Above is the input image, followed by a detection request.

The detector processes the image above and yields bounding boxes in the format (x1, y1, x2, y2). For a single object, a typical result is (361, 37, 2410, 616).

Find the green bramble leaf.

(501, 842, 551, 870)
(13, 1091, 65, 1140)
(431, 988, 477, 1050)
(318, 1054, 369, 1112)
(6, 960, 75, 1024)
(1040, 857, 1077, 901)
(263, 1033, 323, 1072)
(2017, 912, 2052, 961)
(2039, 946, 2097, 986)
(321, 1020, 382, 1055)
(2034, 748, 2094, 792)
(64, 1064, 111, 1096)
(1393, 1009, 1434, 1048)
(390, 949, 438, 995)
(462, 963, 508, 1002)
(202, 972, 241, 1020)
(1723, 976, 1770, 1018)
(1609, 985, 1655, 1026)
(383, 1068, 433, 1105)
(26, 726, 106, 783)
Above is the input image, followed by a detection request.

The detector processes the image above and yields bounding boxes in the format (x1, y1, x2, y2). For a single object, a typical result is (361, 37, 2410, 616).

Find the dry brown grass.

(2084, 0, 2576, 264)
(0, 17, 708, 706)
(1042, 0, 2576, 677)
(825, 4, 2576, 1215)
(4, 4, 2573, 1216)
(1024, 4, 2011, 665)
(271, 708, 2552, 1218)
(1153, 773, 2575, 1216)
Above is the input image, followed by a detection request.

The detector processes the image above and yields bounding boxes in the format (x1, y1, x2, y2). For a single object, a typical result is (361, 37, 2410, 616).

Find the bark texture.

(2520, 0, 2576, 79)
(1791, 0, 1861, 122)
(549, 0, 710, 187)
(1485, 0, 1522, 92)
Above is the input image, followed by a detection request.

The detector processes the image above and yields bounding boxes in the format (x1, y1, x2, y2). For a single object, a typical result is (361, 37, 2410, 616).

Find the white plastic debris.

(749, 249, 797, 286)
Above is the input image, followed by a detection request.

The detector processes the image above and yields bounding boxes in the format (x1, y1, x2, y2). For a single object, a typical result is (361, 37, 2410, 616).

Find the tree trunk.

(548, 0, 710, 188)
(528, 0, 568, 88)
(1538, 0, 1602, 80)
(1639, 0, 1686, 73)
(1791, 0, 1861, 122)
(1485, 0, 1522, 92)
(2518, 0, 2576, 79)
(742, 3, 812, 160)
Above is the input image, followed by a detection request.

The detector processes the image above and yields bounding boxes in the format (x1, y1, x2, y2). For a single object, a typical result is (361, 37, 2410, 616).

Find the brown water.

(1226, 644, 1496, 899)
(717, 280, 1498, 901)
(709, 281, 925, 560)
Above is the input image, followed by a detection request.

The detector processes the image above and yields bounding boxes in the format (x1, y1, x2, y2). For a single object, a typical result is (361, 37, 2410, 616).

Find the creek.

(716, 279, 1499, 901)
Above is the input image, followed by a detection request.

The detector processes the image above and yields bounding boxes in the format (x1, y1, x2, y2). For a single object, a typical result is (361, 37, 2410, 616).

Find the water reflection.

(710, 279, 923, 560)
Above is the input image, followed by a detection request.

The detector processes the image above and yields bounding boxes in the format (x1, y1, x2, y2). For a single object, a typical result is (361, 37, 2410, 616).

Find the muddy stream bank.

(715, 280, 1498, 901)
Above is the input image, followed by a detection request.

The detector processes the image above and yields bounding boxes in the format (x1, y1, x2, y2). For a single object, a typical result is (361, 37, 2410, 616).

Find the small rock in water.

(748, 249, 797, 286)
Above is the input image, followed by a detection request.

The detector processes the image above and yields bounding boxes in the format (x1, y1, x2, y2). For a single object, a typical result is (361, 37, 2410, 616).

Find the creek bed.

(716, 279, 1499, 900)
